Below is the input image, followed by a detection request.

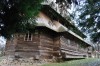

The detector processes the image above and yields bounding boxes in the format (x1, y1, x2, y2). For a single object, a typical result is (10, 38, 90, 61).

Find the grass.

(42, 58, 99, 66)
(0, 56, 4, 62)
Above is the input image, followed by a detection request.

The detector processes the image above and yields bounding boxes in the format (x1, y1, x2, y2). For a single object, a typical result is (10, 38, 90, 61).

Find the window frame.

(24, 32, 32, 41)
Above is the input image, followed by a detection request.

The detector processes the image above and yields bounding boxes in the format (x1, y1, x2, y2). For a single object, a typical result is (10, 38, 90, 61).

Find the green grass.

(0, 57, 2, 62)
(0, 57, 3, 62)
(42, 58, 99, 66)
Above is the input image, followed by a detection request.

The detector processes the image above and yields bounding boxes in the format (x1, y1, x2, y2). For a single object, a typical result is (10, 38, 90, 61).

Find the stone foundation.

(0, 56, 47, 66)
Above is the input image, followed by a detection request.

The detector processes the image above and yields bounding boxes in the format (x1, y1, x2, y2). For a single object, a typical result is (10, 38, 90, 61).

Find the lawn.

(0, 57, 2, 61)
(42, 58, 99, 66)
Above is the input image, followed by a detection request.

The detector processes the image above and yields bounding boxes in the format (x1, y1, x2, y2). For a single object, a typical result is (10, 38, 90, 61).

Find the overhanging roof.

(41, 5, 86, 38)
(36, 20, 91, 46)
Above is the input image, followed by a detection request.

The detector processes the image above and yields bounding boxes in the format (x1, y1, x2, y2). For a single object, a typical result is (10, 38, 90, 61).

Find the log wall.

(15, 33, 40, 58)
(39, 33, 54, 59)
(53, 36, 60, 57)
(5, 36, 17, 57)
(60, 36, 88, 58)
(5, 28, 91, 60)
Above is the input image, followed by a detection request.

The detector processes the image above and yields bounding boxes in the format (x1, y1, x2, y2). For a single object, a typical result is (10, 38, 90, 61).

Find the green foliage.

(0, 0, 78, 39)
(76, 0, 100, 43)
(0, 0, 44, 39)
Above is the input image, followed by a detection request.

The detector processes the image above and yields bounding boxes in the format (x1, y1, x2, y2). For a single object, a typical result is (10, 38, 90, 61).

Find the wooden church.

(5, 5, 93, 61)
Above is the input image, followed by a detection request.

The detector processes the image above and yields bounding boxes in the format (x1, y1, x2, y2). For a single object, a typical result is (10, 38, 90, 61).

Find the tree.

(0, 0, 78, 39)
(0, 0, 43, 38)
(76, 0, 100, 43)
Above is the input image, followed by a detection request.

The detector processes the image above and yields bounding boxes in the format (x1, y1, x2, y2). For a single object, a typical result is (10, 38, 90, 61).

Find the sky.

(0, 36, 6, 47)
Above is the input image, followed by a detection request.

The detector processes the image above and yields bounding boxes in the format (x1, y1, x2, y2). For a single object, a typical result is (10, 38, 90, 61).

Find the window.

(24, 32, 32, 41)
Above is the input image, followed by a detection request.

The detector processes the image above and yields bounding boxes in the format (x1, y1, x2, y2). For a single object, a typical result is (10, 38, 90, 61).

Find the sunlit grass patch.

(42, 58, 99, 66)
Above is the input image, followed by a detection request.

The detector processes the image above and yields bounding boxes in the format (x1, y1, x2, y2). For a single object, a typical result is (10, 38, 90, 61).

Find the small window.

(24, 32, 32, 41)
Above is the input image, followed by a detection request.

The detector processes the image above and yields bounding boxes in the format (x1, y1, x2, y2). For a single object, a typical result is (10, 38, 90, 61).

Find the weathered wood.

(5, 29, 90, 59)
(5, 11, 92, 61)
(39, 32, 54, 59)
(60, 36, 88, 58)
